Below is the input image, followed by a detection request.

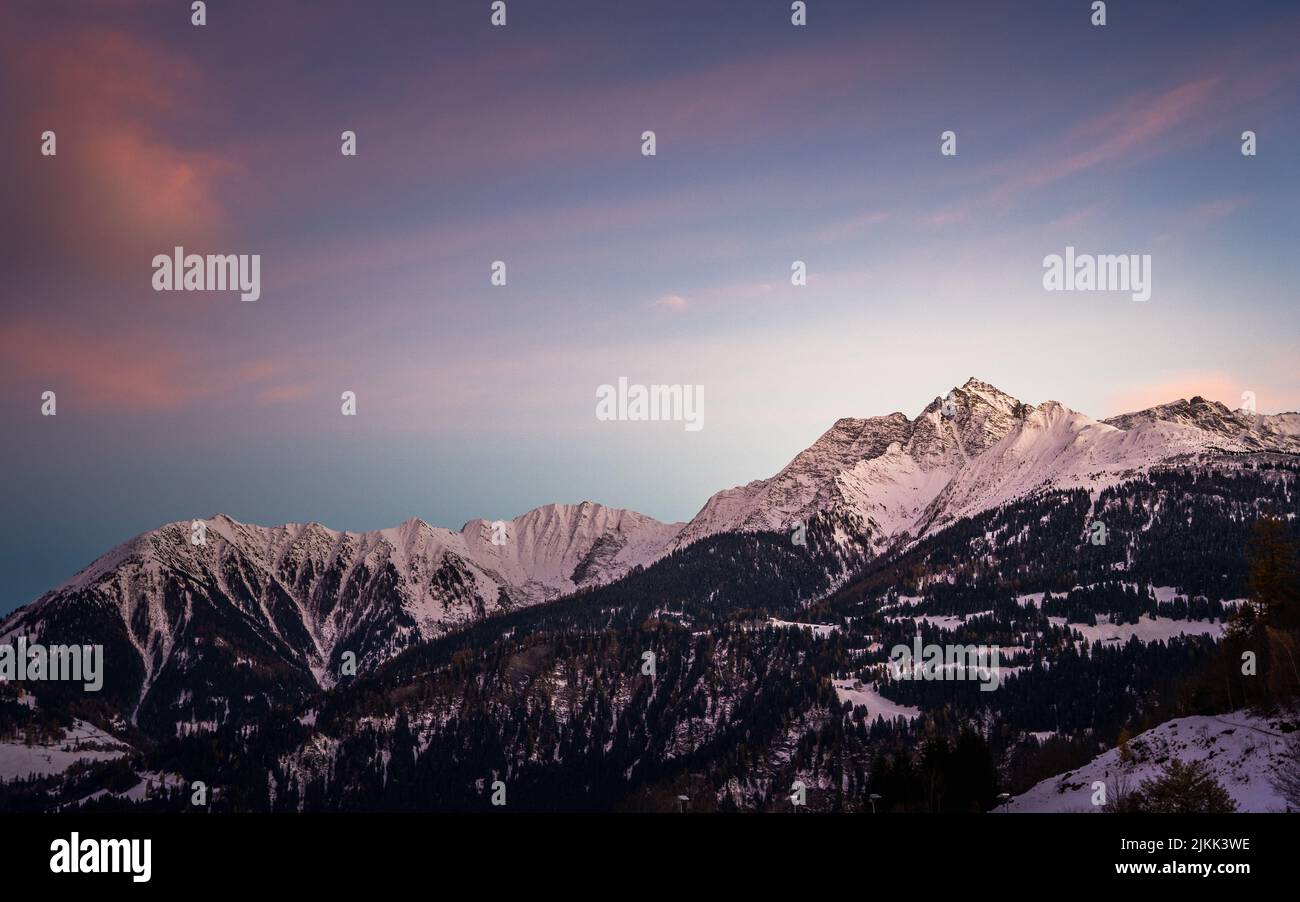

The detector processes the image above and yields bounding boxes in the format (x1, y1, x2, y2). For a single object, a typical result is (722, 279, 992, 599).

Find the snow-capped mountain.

(672, 378, 1029, 551)
(5, 378, 1296, 734)
(679, 380, 1300, 551)
(47, 499, 675, 620)
(0, 501, 680, 727)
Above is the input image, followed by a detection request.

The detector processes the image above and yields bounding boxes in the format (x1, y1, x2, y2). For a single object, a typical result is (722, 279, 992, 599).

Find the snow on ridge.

(916, 399, 1296, 537)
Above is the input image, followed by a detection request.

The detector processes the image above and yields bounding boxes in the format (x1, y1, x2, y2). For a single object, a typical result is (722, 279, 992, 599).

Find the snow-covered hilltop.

(1005, 713, 1293, 813)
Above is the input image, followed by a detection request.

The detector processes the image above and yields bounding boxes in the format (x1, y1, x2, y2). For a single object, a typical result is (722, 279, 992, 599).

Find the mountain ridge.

(20, 378, 1300, 620)
(4, 378, 1297, 731)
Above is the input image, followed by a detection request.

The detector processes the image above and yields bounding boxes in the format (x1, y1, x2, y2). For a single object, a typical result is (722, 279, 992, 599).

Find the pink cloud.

(0, 318, 325, 413)
(1018, 79, 1220, 191)
(654, 294, 690, 311)
(923, 75, 1232, 226)
(2, 23, 236, 256)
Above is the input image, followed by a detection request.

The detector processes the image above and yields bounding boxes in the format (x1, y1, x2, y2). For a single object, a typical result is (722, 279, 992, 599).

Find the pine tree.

(1122, 759, 1237, 813)
(1247, 516, 1300, 632)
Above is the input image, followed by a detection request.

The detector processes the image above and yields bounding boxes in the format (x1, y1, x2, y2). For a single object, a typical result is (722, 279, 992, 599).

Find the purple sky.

(2, 0, 1298, 611)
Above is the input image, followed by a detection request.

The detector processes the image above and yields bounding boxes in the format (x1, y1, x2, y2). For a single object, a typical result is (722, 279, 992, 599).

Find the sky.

(2, 0, 1298, 612)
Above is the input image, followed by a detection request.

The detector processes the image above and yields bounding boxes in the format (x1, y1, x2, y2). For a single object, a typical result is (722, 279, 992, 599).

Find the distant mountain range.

(2, 378, 1298, 814)
(4, 378, 1297, 727)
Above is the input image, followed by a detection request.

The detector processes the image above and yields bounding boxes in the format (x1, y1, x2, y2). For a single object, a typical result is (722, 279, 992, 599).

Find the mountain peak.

(674, 381, 1029, 549)
(950, 377, 1022, 408)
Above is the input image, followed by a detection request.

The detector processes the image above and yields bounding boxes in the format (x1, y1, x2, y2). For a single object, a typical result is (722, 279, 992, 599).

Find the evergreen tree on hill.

(1118, 759, 1237, 813)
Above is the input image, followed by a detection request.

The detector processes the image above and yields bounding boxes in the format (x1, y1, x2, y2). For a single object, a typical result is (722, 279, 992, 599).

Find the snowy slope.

(832, 678, 921, 722)
(1005, 712, 1293, 813)
(673, 378, 1028, 550)
(455, 502, 682, 600)
(0, 718, 132, 781)
(670, 412, 914, 547)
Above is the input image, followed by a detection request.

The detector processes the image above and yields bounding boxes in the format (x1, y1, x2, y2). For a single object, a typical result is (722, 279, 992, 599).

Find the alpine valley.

(3, 378, 1299, 813)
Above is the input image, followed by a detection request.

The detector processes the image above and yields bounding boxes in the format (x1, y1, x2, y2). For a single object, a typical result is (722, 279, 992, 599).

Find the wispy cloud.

(654, 294, 690, 311)
(0, 317, 328, 413)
